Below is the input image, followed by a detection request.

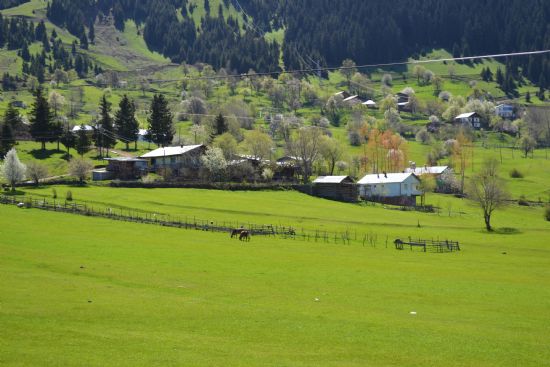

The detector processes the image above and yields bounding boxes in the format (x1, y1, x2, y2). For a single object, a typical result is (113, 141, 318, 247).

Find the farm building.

(454, 112, 485, 129)
(357, 172, 422, 206)
(92, 157, 148, 181)
(274, 156, 300, 181)
(312, 176, 358, 202)
(140, 145, 206, 177)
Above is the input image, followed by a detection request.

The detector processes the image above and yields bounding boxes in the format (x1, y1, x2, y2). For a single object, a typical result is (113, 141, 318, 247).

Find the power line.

(147, 49, 550, 83)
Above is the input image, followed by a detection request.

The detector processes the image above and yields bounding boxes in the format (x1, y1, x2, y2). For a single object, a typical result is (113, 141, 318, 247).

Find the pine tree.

(88, 21, 95, 44)
(75, 125, 90, 156)
(495, 67, 504, 87)
(97, 95, 116, 157)
(214, 113, 227, 135)
(29, 88, 54, 151)
(115, 95, 139, 150)
(60, 128, 76, 155)
(1, 104, 18, 157)
(147, 94, 174, 147)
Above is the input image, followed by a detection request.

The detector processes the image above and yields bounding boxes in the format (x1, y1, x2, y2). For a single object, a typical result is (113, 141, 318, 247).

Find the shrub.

(52, 188, 57, 199)
(545, 206, 550, 221)
(66, 190, 73, 201)
(509, 168, 524, 178)
(415, 129, 432, 145)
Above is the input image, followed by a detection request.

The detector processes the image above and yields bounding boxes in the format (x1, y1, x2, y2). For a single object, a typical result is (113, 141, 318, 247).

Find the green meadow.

(1, 198, 549, 366)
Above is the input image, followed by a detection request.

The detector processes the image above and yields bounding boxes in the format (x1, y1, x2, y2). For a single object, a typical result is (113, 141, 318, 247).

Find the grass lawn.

(1, 201, 549, 366)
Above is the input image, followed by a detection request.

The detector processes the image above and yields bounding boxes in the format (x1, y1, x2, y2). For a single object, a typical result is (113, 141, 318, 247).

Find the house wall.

(359, 176, 421, 198)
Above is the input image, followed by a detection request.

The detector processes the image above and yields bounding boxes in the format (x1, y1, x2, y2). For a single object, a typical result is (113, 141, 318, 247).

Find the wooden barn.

(312, 176, 358, 202)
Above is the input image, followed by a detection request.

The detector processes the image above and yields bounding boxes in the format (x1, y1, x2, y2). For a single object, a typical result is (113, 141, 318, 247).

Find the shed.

(104, 157, 148, 180)
(312, 176, 358, 202)
(357, 172, 422, 206)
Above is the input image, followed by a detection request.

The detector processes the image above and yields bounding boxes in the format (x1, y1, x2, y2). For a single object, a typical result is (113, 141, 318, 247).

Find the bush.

(415, 129, 432, 145)
(509, 168, 524, 178)
(66, 190, 73, 201)
(52, 188, 57, 199)
(545, 206, 550, 221)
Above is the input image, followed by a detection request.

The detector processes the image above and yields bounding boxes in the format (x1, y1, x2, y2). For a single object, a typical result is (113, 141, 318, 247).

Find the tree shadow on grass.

(494, 227, 522, 235)
(29, 148, 63, 160)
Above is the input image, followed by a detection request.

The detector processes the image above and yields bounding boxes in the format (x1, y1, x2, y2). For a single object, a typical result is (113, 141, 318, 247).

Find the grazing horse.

(239, 231, 250, 242)
(231, 228, 246, 238)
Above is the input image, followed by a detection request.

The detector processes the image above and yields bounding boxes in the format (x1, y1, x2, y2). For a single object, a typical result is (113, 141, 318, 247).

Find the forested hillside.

(28, 0, 548, 88)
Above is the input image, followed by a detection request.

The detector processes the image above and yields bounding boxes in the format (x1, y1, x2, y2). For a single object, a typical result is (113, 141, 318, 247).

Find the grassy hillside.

(1, 202, 549, 366)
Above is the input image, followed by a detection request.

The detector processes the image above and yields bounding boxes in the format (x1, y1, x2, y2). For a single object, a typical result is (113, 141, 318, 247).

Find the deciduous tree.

(1, 148, 26, 191)
(466, 158, 510, 231)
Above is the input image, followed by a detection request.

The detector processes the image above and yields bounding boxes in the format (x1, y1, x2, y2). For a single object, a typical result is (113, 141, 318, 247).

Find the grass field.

(1, 200, 549, 366)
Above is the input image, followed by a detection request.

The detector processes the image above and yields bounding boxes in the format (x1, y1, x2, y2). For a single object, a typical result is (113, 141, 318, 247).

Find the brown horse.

(231, 228, 245, 238)
(239, 231, 250, 242)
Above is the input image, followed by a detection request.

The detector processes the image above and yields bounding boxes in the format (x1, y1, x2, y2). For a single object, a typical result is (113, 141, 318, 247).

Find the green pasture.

(17, 183, 548, 236)
(1, 198, 549, 366)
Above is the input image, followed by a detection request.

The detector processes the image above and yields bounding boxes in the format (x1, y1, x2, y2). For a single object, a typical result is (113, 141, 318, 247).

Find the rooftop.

(358, 173, 418, 185)
(455, 112, 477, 119)
(405, 166, 449, 175)
(313, 176, 354, 184)
(140, 145, 204, 159)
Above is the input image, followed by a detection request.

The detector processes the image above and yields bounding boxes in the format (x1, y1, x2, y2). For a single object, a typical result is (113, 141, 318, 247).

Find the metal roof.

(72, 125, 94, 132)
(313, 176, 353, 184)
(343, 95, 359, 102)
(140, 145, 204, 159)
(104, 157, 147, 162)
(357, 173, 418, 185)
(362, 100, 376, 105)
(404, 166, 449, 175)
(455, 112, 477, 119)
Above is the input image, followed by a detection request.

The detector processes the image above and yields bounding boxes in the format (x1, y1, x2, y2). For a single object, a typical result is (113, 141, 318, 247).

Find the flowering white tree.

(1, 148, 26, 191)
(201, 147, 227, 182)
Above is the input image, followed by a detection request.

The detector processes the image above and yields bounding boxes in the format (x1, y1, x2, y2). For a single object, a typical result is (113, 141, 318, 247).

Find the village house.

(405, 164, 449, 177)
(312, 176, 358, 202)
(357, 172, 422, 206)
(140, 145, 206, 177)
(454, 112, 485, 129)
(495, 104, 515, 119)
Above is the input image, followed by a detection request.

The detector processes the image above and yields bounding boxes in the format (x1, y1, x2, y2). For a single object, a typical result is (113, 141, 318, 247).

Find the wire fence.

(0, 194, 461, 252)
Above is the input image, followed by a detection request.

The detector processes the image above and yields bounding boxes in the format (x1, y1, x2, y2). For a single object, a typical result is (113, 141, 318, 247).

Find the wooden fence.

(1, 194, 462, 252)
